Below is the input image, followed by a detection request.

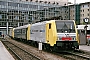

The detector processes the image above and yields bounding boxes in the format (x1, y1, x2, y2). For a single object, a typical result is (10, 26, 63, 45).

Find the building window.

(0, 22, 1, 26)
(81, 10, 82, 12)
(26, 0, 28, 1)
(0, 14, 2, 19)
(83, 5, 84, 7)
(88, 5, 89, 7)
(88, 9, 89, 11)
(2, 22, 6, 26)
(83, 10, 84, 12)
(83, 14, 84, 16)
(87, 14, 89, 16)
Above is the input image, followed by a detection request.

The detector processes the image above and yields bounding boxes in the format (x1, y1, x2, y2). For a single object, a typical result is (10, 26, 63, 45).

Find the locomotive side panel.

(30, 23, 46, 42)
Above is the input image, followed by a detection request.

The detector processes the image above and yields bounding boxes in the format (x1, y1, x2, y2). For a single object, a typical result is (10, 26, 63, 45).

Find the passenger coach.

(14, 24, 30, 40)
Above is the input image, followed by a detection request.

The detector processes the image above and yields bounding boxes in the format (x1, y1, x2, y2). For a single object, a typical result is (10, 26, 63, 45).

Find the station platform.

(79, 45, 90, 52)
(0, 41, 15, 60)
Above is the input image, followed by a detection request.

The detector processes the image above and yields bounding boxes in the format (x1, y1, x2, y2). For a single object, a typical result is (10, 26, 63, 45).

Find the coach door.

(46, 23, 51, 43)
(48, 23, 51, 41)
(78, 30, 86, 45)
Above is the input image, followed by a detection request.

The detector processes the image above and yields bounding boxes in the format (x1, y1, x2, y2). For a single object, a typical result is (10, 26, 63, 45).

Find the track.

(2, 40, 40, 60)
(3, 37, 90, 60)
(41, 47, 90, 60)
(56, 50, 90, 60)
(65, 50, 90, 60)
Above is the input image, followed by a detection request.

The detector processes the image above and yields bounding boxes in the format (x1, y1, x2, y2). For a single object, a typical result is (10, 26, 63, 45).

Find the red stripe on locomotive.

(87, 35, 90, 38)
(62, 37, 72, 40)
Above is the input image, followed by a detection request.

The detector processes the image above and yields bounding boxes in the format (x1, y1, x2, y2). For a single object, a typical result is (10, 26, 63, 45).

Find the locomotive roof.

(31, 20, 74, 26)
(14, 24, 30, 30)
(31, 21, 47, 26)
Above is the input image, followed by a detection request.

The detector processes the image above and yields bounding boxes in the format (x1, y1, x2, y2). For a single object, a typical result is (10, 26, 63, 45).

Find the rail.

(2, 40, 41, 60)
(63, 50, 90, 60)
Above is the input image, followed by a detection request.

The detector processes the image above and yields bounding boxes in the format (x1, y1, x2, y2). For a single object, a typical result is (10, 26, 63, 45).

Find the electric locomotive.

(30, 20, 79, 51)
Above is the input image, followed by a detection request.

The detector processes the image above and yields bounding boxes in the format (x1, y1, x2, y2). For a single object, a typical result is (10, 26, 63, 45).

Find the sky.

(69, 0, 90, 4)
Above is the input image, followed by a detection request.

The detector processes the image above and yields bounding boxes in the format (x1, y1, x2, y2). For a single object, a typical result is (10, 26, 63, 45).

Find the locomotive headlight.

(58, 37, 59, 40)
(57, 37, 62, 40)
(73, 37, 76, 40)
(59, 37, 62, 40)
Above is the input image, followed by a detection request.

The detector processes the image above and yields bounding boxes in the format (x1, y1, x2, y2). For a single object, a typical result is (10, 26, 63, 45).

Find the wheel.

(43, 44, 46, 50)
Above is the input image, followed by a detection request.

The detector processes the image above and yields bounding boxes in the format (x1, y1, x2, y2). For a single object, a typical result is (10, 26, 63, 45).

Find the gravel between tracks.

(5, 37, 66, 60)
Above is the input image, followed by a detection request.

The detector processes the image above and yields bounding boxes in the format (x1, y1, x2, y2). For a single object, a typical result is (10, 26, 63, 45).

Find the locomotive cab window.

(49, 24, 51, 29)
(55, 21, 75, 33)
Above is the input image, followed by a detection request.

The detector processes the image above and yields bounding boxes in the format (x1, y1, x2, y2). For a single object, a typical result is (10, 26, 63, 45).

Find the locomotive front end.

(55, 20, 79, 50)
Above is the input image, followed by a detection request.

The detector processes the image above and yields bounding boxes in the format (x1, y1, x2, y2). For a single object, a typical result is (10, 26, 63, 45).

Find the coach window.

(40, 30, 42, 32)
(36, 30, 38, 32)
(49, 24, 51, 29)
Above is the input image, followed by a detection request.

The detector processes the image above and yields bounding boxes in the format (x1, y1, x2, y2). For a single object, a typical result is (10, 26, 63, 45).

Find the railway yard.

(0, 37, 90, 60)
(1, 0, 90, 60)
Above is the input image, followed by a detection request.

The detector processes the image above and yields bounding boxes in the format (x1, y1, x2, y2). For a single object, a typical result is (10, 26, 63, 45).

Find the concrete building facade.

(69, 4, 80, 24)
(0, 0, 63, 35)
(0, 0, 60, 27)
(21, 0, 68, 6)
(68, 2, 90, 24)
(80, 2, 90, 24)
(1, 0, 90, 36)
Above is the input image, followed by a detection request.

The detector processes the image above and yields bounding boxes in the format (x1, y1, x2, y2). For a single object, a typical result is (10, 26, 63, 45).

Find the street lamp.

(83, 18, 89, 46)
(44, 7, 49, 19)
(6, 16, 8, 35)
